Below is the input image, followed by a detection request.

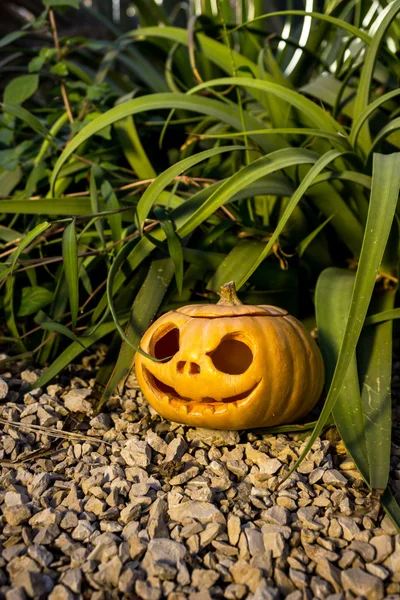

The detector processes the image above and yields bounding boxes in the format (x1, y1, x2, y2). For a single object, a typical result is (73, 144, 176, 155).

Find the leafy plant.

(1, 0, 400, 527)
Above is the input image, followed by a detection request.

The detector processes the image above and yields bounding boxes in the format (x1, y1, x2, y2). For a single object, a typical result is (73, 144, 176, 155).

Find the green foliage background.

(1, 0, 400, 527)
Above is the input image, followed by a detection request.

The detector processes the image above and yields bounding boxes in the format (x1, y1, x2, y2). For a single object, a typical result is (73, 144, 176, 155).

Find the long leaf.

(351, 2, 400, 153)
(62, 220, 79, 329)
(98, 257, 175, 410)
(316, 268, 369, 483)
(288, 152, 400, 478)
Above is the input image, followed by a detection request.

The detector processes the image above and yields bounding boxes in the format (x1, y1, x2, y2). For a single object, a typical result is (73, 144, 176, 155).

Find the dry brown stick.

(48, 9, 74, 125)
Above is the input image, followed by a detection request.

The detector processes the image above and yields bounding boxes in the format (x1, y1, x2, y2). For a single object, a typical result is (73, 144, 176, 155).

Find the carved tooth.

(214, 404, 228, 414)
(178, 404, 188, 414)
(236, 397, 251, 408)
(202, 405, 215, 415)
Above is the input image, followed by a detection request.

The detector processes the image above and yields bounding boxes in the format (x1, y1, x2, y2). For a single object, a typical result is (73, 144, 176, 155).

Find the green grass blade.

(351, 2, 400, 153)
(2, 102, 54, 142)
(287, 152, 400, 478)
(102, 180, 122, 247)
(35, 311, 86, 349)
(62, 220, 79, 329)
(177, 147, 321, 238)
(98, 257, 175, 410)
(296, 216, 334, 258)
(158, 219, 184, 296)
(137, 145, 245, 227)
(7, 221, 51, 279)
(350, 88, 400, 150)
(34, 321, 118, 390)
(49, 93, 284, 193)
(188, 77, 346, 135)
(90, 166, 106, 249)
(114, 116, 156, 178)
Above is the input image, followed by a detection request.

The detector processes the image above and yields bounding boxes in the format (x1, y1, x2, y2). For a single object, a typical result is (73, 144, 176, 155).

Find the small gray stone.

(323, 470, 348, 486)
(3, 505, 31, 526)
(37, 406, 58, 426)
(0, 377, 9, 399)
(64, 388, 93, 414)
(135, 580, 161, 600)
(227, 514, 241, 546)
(33, 524, 60, 545)
(19, 572, 54, 599)
(121, 439, 151, 467)
(191, 568, 219, 589)
(337, 517, 360, 541)
(316, 559, 342, 594)
(186, 428, 240, 446)
(60, 568, 82, 593)
(169, 501, 225, 525)
(164, 437, 187, 462)
(89, 413, 112, 429)
(371, 535, 394, 563)
(261, 506, 290, 526)
(341, 567, 384, 600)
(230, 560, 264, 593)
(27, 545, 53, 567)
(28, 472, 51, 498)
(263, 531, 286, 558)
(71, 520, 96, 541)
(5, 588, 27, 600)
(224, 583, 248, 600)
(95, 555, 122, 587)
(365, 563, 390, 580)
(251, 583, 280, 600)
(147, 498, 169, 539)
(348, 540, 375, 562)
(146, 431, 168, 454)
(48, 586, 74, 600)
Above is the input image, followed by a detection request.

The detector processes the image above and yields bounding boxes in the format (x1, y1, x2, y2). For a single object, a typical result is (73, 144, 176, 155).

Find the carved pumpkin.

(135, 282, 325, 430)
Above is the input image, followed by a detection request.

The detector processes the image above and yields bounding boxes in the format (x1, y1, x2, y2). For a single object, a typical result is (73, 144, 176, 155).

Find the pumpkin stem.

(217, 281, 243, 306)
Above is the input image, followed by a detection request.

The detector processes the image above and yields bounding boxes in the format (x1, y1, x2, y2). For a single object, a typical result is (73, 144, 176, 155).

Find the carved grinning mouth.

(142, 367, 261, 414)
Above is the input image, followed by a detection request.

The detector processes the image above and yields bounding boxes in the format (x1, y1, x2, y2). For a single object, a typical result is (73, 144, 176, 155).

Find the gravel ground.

(0, 346, 399, 600)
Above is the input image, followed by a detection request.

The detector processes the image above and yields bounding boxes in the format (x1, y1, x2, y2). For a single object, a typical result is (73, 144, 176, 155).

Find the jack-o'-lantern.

(135, 282, 325, 430)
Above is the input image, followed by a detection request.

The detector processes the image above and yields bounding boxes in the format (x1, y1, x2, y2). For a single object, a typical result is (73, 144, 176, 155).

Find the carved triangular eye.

(151, 327, 179, 361)
(208, 336, 253, 374)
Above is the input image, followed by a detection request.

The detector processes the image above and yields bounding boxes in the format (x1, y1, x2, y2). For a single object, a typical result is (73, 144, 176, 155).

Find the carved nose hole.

(177, 361, 201, 375)
(189, 362, 200, 375)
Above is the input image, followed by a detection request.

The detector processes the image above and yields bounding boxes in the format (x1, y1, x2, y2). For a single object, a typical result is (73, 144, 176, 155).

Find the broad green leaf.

(316, 268, 369, 483)
(158, 218, 183, 296)
(288, 153, 400, 478)
(17, 286, 53, 317)
(62, 220, 79, 329)
(358, 290, 396, 491)
(4, 75, 39, 105)
(208, 240, 265, 292)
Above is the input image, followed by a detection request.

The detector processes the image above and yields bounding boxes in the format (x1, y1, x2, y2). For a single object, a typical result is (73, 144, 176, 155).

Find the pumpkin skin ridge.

(134, 293, 325, 430)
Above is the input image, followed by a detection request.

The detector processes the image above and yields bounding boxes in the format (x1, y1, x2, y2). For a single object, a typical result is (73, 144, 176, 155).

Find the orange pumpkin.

(135, 282, 325, 430)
